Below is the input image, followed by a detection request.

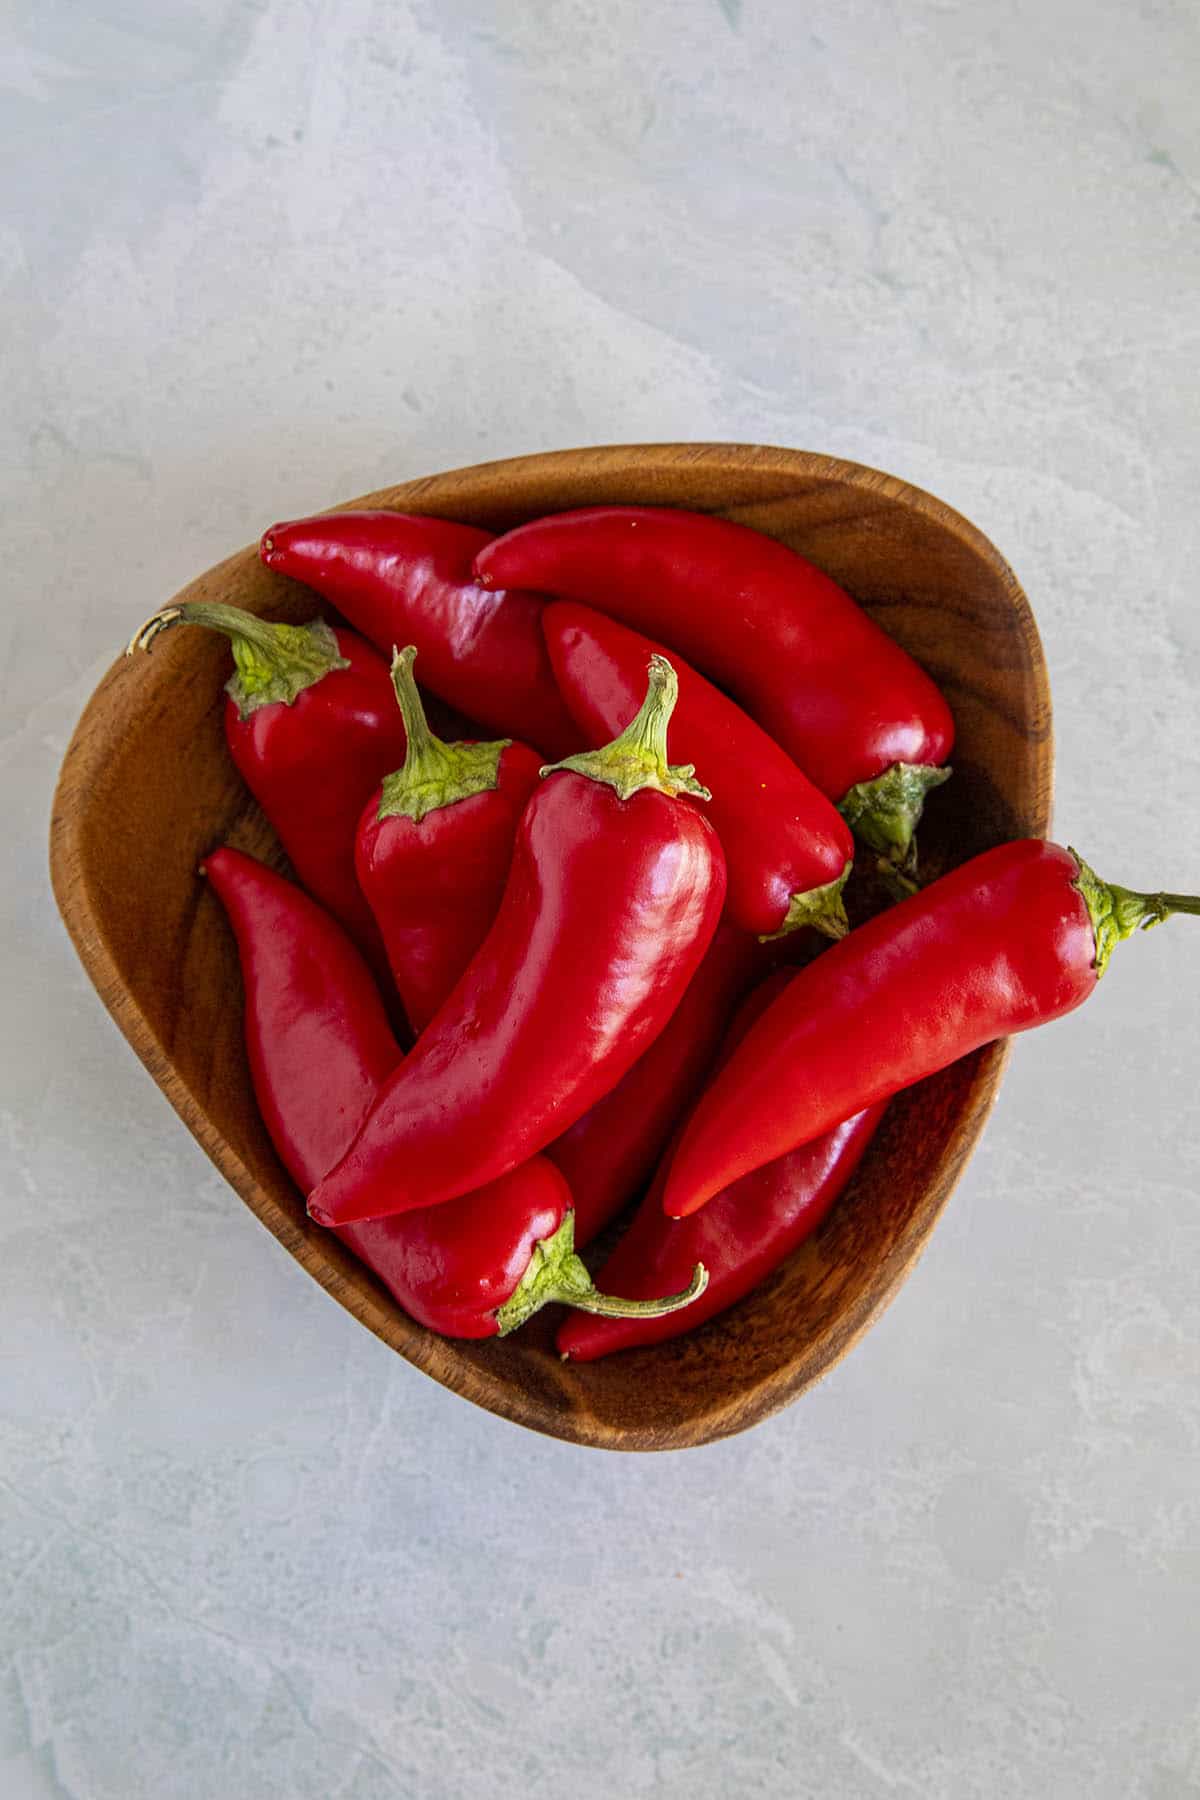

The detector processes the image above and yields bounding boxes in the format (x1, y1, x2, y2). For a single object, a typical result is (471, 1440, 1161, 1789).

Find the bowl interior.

(50, 444, 1051, 1449)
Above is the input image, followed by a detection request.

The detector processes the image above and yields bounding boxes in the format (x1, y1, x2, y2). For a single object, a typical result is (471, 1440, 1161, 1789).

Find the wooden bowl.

(50, 444, 1051, 1451)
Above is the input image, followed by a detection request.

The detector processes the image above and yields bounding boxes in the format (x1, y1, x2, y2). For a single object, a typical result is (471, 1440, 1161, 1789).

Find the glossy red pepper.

(543, 600, 855, 938)
(545, 922, 763, 1246)
(560, 1105, 883, 1359)
(128, 602, 408, 971)
(308, 654, 727, 1227)
(664, 839, 1200, 1218)
(476, 505, 955, 878)
(355, 646, 543, 1032)
(204, 847, 399, 1185)
(559, 962, 885, 1358)
(355, 650, 751, 1228)
(205, 848, 705, 1338)
(259, 511, 577, 758)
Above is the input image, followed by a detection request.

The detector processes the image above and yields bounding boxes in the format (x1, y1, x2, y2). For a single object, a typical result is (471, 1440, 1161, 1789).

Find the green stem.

(838, 761, 952, 880)
(494, 1212, 708, 1337)
(1071, 849, 1200, 978)
(377, 646, 508, 823)
(541, 653, 711, 802)
(126, 601, 348, 720)
(761, 859, 853, 942)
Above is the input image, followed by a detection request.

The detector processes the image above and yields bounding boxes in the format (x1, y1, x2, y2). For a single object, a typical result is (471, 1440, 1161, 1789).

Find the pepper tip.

(259, 522, 289, 566)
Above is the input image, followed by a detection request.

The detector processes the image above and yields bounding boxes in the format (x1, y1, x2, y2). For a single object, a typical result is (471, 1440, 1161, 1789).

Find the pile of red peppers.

(128, 503, 1200, 1355)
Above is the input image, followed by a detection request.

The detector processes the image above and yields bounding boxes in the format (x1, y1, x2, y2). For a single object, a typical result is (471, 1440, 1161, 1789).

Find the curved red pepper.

(308, 655, 727, 1227)
(476, 505, 955, 876)
(204, 846, 398, 1187)
(128, 602, 408, 972)
(205, 849, 704, 1338)
(353, 647, 751, 1227)
(664, 839, 1200, 1218)
(559, 1108, 884, 1360)
(543, 600, 854, 939)
(546, 922, 763, 1246)
(355, 646, 543, 1032)
(259, 511, 577, 758)
(560, 967, 883, 1357)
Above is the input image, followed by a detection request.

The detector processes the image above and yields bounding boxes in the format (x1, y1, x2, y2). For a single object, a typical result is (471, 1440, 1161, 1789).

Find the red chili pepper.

(476, 506, 955, 879)
(127, 602, 407, 971)
(558, 972, 885, 1361)
(545, 922, 763, 1246)
(308, 654, 727, 1227)
(663, 839, 1200, 1219)
(543, 600, 855, 938)
(204, 847, 705, 1337)
(204, 846, 399, 1186)
(355, 646, 543, 1032)
(354, 648, 753, 1227)
(259, 511, 578, 758)
(559, 1091, 884, 1358)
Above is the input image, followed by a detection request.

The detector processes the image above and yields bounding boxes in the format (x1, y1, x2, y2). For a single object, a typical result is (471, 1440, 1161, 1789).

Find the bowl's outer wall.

(50, 445, 1052, 1450)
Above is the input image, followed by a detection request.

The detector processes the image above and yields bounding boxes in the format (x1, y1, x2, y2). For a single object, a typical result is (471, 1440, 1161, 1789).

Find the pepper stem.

(838, 761, 951, 880)
(761, 859, 853, 942)
(540, 653, 711, 802)
(1071, 849, 1200, 978)
(126, 601, 348, 720)
(494, 1211, 708, 1337)
(377, 646, 510, 823)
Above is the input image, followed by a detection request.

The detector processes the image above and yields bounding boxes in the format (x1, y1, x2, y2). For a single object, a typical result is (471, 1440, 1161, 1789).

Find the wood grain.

(49, 443, 1053, 1451)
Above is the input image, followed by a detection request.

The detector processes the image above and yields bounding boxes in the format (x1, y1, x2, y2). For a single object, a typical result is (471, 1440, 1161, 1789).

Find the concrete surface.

(3, 2, 1199, 1795)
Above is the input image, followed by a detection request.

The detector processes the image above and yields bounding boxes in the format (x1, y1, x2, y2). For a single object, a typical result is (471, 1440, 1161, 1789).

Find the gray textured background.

(4, 3, 1200, 1796)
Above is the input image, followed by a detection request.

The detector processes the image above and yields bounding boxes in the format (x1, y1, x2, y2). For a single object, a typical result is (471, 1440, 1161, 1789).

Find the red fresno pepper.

(476, 506, 955, 878)
(205, 848, 705, 1337)
(128, 602, 407, 970)
(559, 1104, 883, 1359)
(308, 654, 727, 1227)
(558, 967, 885, 1358)
(543, 600, 855, 938)
(664, 839, 1200, 1219)
(260, 511, 577, 758)
(561, 1072, 881, 1353)
(355, 648, 751, 1229)
(204, 847, 398, 1185)
(355, 646, 543, 1032)
(546, 922, 763, 1246)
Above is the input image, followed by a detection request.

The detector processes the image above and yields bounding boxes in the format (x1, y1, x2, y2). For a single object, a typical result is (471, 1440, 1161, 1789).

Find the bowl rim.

(49, 441, 1052, 1450)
